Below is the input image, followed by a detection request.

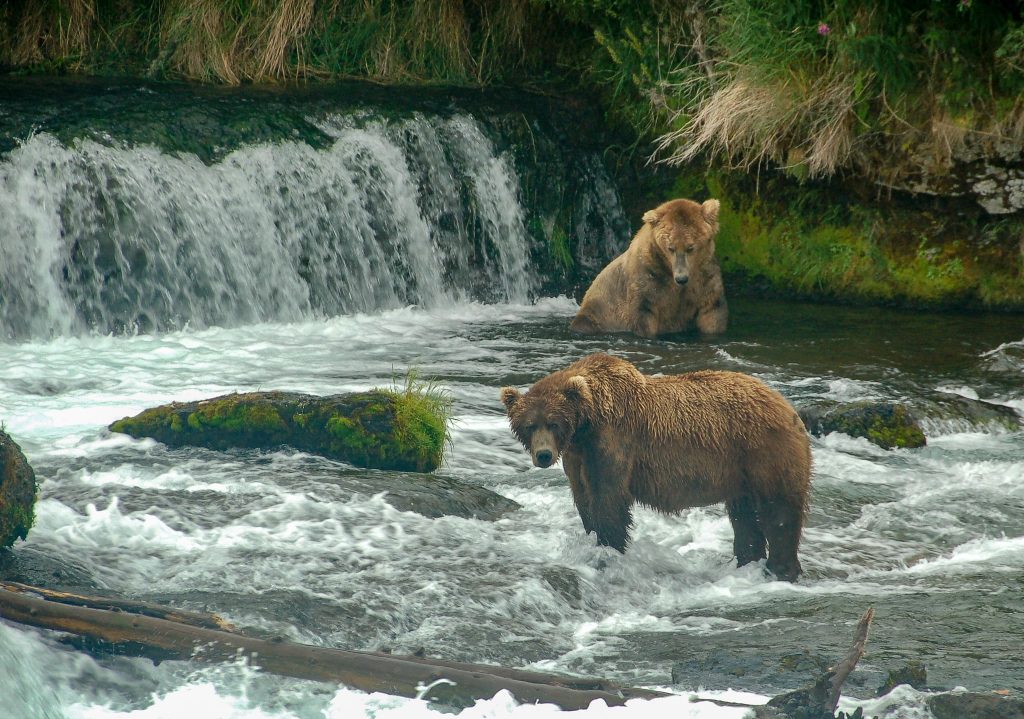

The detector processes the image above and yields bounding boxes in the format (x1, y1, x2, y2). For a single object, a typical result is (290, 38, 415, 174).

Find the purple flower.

(818, 23, 831, 36)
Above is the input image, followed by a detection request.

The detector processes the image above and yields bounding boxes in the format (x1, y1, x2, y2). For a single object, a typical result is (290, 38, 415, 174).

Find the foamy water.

(2, 297, 1022, 718)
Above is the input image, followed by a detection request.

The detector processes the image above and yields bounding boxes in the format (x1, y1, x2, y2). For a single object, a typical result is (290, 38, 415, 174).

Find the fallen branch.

(0, 581, 234, 631)
(0, 583, 667, 710)
(759, 607, 875, 718)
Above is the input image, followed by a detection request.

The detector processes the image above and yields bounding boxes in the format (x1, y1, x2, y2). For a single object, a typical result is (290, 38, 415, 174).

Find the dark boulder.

(0, 430, 37, 549)
(800, 402, 926, 450)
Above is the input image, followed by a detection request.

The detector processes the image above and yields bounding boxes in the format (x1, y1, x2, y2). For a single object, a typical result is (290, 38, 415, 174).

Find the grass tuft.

(385, 368, 454, 471)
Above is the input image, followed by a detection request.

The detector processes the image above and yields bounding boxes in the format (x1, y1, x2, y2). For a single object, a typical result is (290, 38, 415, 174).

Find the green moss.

(682, 169, 1024, 310)
(187, 397, 286, 434)
(327, 414, 378, 455)
(1, 503, 35, 545)
(868, 405, 926, 450)
(549, 225, 574, 270)
(112, 404, 177, 435)
(109, 386, 450, 472)
(822, 402, 927, 450)
(1, 432, 37, 548)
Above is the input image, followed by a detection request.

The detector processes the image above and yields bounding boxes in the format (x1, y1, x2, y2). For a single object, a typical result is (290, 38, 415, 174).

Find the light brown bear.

(570, 197, 727, 338)
(500, 353, 810, 581)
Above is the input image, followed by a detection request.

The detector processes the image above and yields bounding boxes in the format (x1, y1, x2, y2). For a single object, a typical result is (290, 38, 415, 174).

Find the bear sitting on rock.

(501, 353, 811, 581)
(570, 197, 727, 338)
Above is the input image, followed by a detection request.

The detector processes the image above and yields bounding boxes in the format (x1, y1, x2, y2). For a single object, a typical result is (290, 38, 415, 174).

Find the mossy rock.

(878, 661, 928, 696)
(109, 389, 449, 473)
(800, 402, 927, 450)
(1, 430, 38, 549)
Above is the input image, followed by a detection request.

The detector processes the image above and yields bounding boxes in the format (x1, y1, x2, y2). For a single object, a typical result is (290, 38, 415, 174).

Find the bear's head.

(500, 375, 593, 468)
(643, 197, 720, 287)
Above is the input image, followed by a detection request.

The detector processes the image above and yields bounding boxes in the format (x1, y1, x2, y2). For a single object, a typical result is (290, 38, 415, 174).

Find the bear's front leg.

(591, 490, 634, 553)
(696, 296, 728, 335)
(629, 312, 660, 339)
(562, 453, 595, 534)
(581, 447, 634, 552)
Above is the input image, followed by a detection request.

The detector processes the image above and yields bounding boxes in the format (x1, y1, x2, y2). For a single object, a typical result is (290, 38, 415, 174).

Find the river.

(1, 79, 1022, 719)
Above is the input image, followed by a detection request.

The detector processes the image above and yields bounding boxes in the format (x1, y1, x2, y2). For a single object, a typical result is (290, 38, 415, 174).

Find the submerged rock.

(878, 661, 928, 696)
(927, 691, 1024, 719)
(922, 393, 1022, 435)
(0, 429, 37, 548)
(800, 402, 927, 450)
(377, 473, 520, 521)
(110, 390, 449, 473)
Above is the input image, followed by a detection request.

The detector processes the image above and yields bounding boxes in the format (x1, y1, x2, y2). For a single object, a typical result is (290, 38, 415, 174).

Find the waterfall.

(0, 85, 627, 340)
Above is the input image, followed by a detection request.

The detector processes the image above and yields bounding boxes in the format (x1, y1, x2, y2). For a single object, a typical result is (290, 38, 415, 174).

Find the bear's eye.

(686, 245, 696, 254)
(667, 245, 676, 253)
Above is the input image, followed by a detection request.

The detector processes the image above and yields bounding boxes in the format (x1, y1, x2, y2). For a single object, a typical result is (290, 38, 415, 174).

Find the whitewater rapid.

(2, 296, 1022, 719)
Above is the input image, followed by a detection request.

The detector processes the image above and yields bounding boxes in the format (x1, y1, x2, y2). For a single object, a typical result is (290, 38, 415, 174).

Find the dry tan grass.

(240, 0, 316, 80)
(161, 0, 236, 83)
(656, 65, 861, 177)
(472, 0, 528, 82)
(5, 0, 96, 67)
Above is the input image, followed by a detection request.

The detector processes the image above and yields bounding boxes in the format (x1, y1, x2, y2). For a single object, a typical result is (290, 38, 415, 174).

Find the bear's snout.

(529, 427, 559, 468)
(674, 274, 689, 286)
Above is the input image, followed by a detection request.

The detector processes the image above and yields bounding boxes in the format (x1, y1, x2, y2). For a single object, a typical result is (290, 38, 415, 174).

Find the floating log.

(0, 430, 37, 549)
(0, 582, 668, 710)
(109, 388, 450, 473)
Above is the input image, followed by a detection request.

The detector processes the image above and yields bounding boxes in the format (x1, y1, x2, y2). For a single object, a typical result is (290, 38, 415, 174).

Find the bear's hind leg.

(727, 496, 767, 567)
(756, 496, 804, 582)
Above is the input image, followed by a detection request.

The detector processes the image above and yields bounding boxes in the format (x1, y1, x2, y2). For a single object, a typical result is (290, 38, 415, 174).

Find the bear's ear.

(702, 198, 720, 224)
(500, 387, 521, 412)
(642, 209, 663, 226)
(563, 375, 593, 411)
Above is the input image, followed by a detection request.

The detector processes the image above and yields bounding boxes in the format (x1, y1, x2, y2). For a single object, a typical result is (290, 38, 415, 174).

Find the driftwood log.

(0, 585, 899, 716)
(0, 582, 666, 710)
(758, 607, 874, 718)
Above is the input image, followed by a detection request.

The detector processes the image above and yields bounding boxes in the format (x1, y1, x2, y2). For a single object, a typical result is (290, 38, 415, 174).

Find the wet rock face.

(0, 430, 37, 549)
(881, 134, 1024, 215)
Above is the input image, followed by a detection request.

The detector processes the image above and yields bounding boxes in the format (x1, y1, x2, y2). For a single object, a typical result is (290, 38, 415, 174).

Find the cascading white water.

(0, 112, 543, 340)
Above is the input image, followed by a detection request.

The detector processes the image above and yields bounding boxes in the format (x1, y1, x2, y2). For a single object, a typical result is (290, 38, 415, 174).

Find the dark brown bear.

(500, 353, 811, 581)
(570, 197, 727, 338)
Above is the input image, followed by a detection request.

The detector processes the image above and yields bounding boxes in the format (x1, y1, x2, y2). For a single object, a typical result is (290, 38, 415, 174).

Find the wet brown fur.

(570, 197, 728, 338)
(501, 353, 810, 581)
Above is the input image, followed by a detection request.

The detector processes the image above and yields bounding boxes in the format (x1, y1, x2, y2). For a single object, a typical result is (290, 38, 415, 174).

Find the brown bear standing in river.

(570, 197, 727, 337)
(500, 353, 810, 581)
